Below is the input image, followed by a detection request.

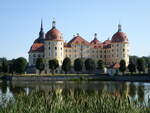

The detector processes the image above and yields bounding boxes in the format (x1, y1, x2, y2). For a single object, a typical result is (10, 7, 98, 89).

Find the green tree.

(97, 60, 105, 73)
(1, 58, 8, 73)
(129, 56, 138, 65)
(74, 58, 83, 73)
(48, 59, 59, 75)
(128, 62, 136, 74)
(137, 58, 145, 73)
(119, 60, 126, 75)
(85, 58, 95, 73)
(0, 63, 2, 73)
(14, 57, 27, 74)
(8, 59, 16, 75)
(36, 58, 45, 75)
(62, 57, 71, 74)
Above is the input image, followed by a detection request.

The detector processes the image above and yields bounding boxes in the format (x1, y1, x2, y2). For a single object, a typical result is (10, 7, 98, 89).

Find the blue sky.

(0, 0, 150, 60)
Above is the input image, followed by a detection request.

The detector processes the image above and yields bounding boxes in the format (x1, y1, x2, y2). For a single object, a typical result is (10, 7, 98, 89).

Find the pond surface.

(0, 80, 150, 106)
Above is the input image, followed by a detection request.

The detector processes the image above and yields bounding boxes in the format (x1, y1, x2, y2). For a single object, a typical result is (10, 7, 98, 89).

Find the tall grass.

(0, 90, 149, 113)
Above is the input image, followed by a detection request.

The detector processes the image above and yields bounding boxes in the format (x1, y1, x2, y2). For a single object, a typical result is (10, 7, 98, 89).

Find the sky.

(0, 0, 150, 60)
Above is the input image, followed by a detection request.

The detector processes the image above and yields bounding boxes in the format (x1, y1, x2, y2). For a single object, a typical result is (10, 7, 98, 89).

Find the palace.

(28, 20, 129, 73)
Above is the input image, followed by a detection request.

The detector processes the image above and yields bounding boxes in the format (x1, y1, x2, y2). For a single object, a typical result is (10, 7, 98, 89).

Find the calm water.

(0, 80, 150, 106)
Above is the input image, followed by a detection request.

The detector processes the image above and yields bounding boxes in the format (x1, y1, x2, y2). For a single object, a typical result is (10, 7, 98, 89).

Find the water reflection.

(0, 80, 150, 105)
(138, 84, 145, 103)
(129, 83, 136, 98)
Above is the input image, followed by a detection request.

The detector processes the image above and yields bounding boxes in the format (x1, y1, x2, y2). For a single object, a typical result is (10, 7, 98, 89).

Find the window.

(49, 47, 50, 50)
(55, 47, 57, 50)
(55, 52, 57, 56)
(33, 54, 36, 57)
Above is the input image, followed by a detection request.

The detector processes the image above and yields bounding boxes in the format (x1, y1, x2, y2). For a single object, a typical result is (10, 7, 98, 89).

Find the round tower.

(111, 24, 129, 65)
(44, 20, 64, 73)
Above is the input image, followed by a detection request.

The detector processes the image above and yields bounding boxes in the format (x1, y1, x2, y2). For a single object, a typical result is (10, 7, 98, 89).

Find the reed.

(0, 90, 149, 113)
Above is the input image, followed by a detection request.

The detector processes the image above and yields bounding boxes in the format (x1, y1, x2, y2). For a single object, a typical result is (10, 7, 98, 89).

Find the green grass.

(0, 91, 149, 113)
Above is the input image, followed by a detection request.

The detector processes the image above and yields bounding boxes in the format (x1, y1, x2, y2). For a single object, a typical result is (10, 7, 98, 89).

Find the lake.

(0, 80, 150, 106)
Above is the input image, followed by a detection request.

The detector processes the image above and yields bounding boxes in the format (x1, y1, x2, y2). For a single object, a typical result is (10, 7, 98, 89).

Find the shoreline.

(1, 74, 150, 82)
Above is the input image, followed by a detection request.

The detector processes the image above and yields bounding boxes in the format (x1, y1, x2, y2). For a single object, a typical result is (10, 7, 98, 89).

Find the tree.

(48, 59, 59, 75)
(128, 62, 136, 74)
(119, 60, 126, 75)
(1, 58, 8, 73)
(62, 57, 71, 74)
(8, 59, 16, 75)
(137, 58, 145, 73)
(74, 58, 83, 73)
(85, 58, 95, 73)
(0, 63, 2, 73)
(129, 56, 138, 65)
(36, 58, 45, 75)
(97, 60, 105, 73)
(14, 57, 27, 74)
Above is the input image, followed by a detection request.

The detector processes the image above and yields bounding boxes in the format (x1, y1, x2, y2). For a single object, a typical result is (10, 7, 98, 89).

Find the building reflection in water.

(0, 80, 149, 104)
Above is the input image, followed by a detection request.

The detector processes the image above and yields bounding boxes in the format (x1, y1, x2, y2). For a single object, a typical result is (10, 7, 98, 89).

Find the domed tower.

(28, 20, 45, 66)
(44, 20, 64, 73)
(111, 24, 129, 65)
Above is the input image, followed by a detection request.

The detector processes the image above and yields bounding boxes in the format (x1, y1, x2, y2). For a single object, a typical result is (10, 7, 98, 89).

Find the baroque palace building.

(28, 20, 129, 73)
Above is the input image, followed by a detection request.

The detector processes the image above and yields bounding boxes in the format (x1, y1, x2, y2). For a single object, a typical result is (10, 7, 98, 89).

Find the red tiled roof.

(103, 44, 111, 49)
(90, 38, 102, 48)
(103, 39, 111, 44)
(111, 32, 128, 43)
(68, 35, 90, 46)
(45, 28, 63, 41)
(29, 43, 44, 53)
(64, 42, 71, 48)
(103, 39, 111, 49)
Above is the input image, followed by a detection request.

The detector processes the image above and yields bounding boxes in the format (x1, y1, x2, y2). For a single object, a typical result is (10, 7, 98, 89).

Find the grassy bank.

(0, 91, 149, 113)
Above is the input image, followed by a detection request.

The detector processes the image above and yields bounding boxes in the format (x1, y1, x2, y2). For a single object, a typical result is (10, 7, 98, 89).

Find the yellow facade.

(28, 21, 129, 73)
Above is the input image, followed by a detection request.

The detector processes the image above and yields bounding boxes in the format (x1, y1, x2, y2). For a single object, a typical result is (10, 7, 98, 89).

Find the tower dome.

(45, 20, 63, 41)
(111, 24, 128, 43)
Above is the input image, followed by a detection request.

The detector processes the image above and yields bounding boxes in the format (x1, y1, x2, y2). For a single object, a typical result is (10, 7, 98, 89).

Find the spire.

(52, 18, 56, 28)
(40, 19, 43, 31)
(94, 33, 97, 40)
(39, 19, 44, 40)
(118, 24, 122, 32)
